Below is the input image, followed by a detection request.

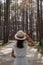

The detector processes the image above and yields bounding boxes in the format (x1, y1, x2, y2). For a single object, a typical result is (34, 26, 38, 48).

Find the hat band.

(17, 35, 24, 38)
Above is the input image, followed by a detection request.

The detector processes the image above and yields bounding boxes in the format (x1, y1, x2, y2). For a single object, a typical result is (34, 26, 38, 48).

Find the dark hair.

(16, 40, 25, 48)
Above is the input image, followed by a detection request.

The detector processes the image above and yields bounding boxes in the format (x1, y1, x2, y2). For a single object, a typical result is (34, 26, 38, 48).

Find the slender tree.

(22, 9, 24, 31)
(39, 0, 42, 45)
(3, 0, 10, 44)
(36, 0, 43, 45)
(14, 0, 18, 33)
(36, 0, 40, 41)
(29, 11, 33, 38)
(0, 2, 1, 25)
(25, 9, 28, 34)
(29, 0, 33, 38)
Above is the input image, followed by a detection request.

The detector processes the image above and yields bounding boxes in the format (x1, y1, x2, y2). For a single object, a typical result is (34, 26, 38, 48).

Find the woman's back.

(13, 41, 28, 57)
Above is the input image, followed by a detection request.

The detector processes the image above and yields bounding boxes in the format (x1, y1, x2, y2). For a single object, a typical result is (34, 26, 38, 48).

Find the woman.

(11, 30, 34, 65)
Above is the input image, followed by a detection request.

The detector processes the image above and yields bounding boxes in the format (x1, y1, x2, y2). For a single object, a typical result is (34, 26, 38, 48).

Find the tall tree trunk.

(0, 2, 1, 25)
(14, 1, 17, 34)
(26, 9, 28, 34)
(22, 9, 24, 31)
(37, 0, 42, 45)
(36, 0, 39, 41)
(29, 11, 33, 38)
(3, 0, 10, 44)
(39, 0, 42, 45)
(29, 0, 33, 38)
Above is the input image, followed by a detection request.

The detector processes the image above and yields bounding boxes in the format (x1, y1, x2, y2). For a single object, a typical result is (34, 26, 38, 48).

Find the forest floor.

(0, 41, 43, 65)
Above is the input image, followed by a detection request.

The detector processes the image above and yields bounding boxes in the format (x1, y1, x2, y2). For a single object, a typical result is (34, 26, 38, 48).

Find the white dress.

(13, 41, 28, 65)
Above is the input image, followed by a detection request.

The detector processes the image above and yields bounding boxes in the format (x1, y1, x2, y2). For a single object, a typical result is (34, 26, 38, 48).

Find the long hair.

(16, 40, 25, 48)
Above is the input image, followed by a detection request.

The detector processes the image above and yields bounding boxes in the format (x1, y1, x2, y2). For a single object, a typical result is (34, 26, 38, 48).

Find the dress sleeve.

(24, 40, 28, 47)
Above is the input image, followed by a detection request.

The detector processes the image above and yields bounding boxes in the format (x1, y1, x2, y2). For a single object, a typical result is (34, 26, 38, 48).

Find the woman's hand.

(11, 49, 16, 58)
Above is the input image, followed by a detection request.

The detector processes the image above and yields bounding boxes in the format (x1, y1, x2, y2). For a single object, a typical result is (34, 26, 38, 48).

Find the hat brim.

(15, 34, 26, 40)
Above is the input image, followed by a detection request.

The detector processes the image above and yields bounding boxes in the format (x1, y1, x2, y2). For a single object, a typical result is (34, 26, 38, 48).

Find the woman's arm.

(11, 49, 16, 58)
(25, 34, 34, 46)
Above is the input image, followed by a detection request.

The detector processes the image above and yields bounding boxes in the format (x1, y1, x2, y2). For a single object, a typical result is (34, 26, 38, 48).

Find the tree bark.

(0, 2, 1, 25)
(26, 9, 28, 34)
(3, 0, 10, 44)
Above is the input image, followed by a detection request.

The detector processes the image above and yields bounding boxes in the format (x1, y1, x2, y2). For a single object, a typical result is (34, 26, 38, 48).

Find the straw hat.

(15, 30, 26, 40)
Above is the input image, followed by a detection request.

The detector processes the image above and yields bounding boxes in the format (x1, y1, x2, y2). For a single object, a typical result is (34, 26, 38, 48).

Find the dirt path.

(0, 41, 43, 65)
